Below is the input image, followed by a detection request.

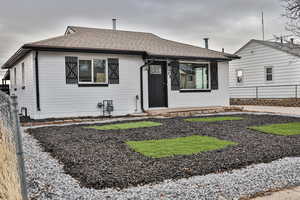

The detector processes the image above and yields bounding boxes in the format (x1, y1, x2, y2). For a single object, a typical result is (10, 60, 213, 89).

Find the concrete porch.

(145, 106, 243, 117)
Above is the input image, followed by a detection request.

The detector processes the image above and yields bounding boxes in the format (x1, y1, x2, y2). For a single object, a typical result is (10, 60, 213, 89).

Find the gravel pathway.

(23, 114, 300, 200)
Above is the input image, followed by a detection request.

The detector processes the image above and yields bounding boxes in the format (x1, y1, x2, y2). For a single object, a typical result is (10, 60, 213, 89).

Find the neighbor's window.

(79, 59, 107, 83)
(179, 63, 209, 90)
(21, 62, 25, 87)
(236, 69, 243, 83)
(265, 67, 273, 81)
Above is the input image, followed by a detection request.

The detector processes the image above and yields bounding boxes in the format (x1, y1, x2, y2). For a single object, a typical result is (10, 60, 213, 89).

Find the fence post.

(11, 95, 28, 200)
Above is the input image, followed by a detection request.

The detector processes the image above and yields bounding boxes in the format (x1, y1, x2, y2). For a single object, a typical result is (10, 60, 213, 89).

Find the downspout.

(140, 62, 147, 113)
(140, 59, 154, 113)
(35, 51, 40, 111)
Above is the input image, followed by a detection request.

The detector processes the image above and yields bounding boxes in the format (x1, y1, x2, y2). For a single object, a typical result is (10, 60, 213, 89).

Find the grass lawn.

(86, 121, 162, 130)
(184, 116, 243, 122)
(249, 122, 300, 136)
(126, 135, 237, 158)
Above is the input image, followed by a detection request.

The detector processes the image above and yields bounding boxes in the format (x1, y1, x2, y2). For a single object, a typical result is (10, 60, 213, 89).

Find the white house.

(230, 39, 300, 99)
(1, 26, 238, 119)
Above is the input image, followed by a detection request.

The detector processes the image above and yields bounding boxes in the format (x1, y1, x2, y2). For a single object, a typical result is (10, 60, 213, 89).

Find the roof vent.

(112, 18, 117, 30)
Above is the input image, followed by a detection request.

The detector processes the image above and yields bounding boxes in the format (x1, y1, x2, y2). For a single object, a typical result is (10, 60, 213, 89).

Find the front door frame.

(148, 61, 168, 108)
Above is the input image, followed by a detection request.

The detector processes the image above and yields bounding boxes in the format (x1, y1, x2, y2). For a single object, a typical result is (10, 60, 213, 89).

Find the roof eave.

(148, 54, 233, 61)
(1, 47, 31, 69)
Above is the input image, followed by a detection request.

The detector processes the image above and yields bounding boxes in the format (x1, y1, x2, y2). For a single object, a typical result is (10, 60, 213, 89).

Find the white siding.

(143, 61, 229, 109)
(229, 41, 300, 98)
(9, 52, 36, 117)
(35, 51, 144, 119)
(11, 51, 229, 119)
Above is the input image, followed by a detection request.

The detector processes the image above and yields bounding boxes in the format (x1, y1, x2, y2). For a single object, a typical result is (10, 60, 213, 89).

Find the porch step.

(145, 106, 243, 117)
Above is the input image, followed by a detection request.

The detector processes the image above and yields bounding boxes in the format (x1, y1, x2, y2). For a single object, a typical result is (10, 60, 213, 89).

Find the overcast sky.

(0, 0, 290, 79)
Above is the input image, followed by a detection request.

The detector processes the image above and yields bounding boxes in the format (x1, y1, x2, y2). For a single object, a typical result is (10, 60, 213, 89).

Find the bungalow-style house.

(230, 39, 300, 101)
(1, 26, 238, 119)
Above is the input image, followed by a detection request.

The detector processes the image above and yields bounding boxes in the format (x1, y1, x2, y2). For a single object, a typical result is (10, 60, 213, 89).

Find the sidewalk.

(238, 105, 300, 116)
(252, 187, 300, 200)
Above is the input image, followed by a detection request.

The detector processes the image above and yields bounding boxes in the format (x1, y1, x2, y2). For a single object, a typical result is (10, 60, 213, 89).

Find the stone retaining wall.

(0, 121, 22, 200)
(231, 98, 300, 107)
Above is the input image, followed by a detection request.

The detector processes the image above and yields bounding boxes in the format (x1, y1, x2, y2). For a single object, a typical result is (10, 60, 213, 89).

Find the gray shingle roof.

(25, 26, 236, 60)
(237, 39, 300, 57)
(2, 26, 239, 69)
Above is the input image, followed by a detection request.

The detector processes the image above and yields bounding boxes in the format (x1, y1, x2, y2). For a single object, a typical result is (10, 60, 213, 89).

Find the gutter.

(35, 51, 41, 111)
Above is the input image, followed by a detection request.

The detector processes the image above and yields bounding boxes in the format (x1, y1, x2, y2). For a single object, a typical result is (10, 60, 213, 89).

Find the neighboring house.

(230, 39, 300, 99)
(1, 26, 238, 119)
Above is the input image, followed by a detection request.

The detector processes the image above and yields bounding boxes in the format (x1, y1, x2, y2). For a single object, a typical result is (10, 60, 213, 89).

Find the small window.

(150, 65, 162, 74)
(265, 67, 273, 81)
(179, 63, 209, 90)
(78, 59, 107, 84)
(236, 69, 243, 83)
(21, 62, 25, 87)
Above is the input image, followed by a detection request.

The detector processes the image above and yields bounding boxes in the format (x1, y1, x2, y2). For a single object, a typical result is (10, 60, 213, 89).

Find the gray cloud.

(0, 0, 289, 78)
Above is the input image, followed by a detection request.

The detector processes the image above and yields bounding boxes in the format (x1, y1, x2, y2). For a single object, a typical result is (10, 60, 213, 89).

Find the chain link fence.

(0, 90, 28, 200)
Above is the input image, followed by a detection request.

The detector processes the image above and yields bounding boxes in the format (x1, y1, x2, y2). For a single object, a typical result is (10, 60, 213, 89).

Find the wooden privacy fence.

(0, 91, 27, 200)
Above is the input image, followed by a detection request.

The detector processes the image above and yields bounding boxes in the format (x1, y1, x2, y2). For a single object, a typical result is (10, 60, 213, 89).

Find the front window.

(180, 63, 209, 90)
(265, 67, 273, 81)
(79, 59, 107, 83)
(236, 69, 243, 83)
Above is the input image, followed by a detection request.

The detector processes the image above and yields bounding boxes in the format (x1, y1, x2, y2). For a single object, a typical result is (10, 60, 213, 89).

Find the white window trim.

(78, 58, 108, 84)
(236, 69, 244, 85)
(265, 66, 273, 82)
(179, 61, 211, 91)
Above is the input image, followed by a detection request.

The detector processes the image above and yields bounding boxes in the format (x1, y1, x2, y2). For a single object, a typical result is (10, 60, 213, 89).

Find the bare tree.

(283, 0, 300, 36)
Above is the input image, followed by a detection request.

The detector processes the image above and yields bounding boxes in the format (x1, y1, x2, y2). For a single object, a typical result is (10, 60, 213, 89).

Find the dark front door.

(148, 61, 168, 108)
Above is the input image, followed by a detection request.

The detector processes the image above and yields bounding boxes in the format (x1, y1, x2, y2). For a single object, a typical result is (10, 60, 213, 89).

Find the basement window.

(78, 59, 107, 84)
(179, 63, 210, 90)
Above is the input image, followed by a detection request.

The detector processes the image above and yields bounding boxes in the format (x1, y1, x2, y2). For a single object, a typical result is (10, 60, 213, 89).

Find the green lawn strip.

(249, 122, 300, 136)
(86, 121, 162, 130)
(184, 116, 243, 122)
(126, 135, 237, 158)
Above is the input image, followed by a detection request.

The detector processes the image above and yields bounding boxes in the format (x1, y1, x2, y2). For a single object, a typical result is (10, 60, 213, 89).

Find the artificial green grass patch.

(184, 116, 243, 122)
(126, 135, 237, 158)
(86, 121, 162, 130)
(249, 122, 300, 136)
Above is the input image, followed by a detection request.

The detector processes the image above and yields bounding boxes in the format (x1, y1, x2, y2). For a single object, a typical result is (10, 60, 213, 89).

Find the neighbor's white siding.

(229, 41, 300, 98)
(9, 51, 36, 117)
(35, 51, 144, 119)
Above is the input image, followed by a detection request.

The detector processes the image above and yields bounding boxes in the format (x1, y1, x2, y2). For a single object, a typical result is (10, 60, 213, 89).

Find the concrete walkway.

(252, 186, 300, 200)
(238, 105, 300, 116)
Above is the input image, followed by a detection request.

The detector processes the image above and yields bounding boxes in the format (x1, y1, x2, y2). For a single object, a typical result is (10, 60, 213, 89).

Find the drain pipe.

(140, 60, 154, 113)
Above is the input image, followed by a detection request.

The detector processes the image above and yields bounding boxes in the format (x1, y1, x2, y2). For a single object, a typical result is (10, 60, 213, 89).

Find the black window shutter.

(210, 61, 218, 90)
(169, 60, 180, 90)
(108, 58, 119, 84)
(65, 56, 78, 84)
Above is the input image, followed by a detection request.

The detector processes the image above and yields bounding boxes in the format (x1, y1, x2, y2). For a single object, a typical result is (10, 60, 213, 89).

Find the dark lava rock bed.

(27, 114, 300, 190)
